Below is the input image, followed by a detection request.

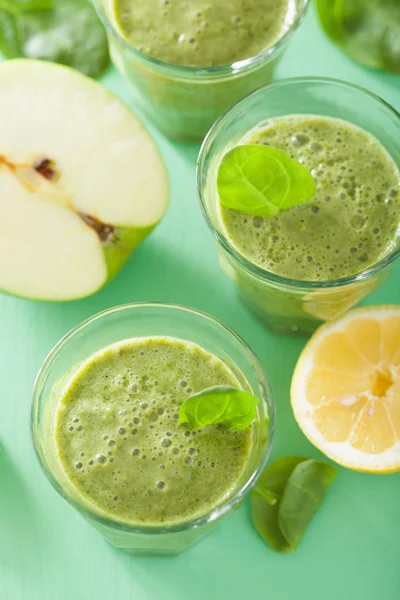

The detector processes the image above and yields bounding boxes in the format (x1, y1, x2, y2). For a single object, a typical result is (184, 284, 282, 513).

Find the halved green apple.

(0, 59, 169, 301)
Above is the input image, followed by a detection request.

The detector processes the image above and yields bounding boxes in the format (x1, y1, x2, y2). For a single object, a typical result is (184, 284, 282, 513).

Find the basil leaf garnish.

(217, 144, 316, 216)
(179, 386, 259, 431)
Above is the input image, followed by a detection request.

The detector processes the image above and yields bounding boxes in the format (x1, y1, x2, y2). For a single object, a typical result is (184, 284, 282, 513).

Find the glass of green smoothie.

(93, 0, 309, 141)
(198, 78, 400, 335)
(32, 303, 274, 555)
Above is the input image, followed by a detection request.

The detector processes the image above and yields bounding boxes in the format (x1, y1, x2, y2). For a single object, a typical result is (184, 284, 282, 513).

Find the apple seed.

(34, 158, 56, 181)
(78, 213, 116, 243)
(1, 154, 116, 243)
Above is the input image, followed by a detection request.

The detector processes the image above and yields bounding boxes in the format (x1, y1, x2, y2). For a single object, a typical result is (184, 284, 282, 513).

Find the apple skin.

(102, 223, 156, 289)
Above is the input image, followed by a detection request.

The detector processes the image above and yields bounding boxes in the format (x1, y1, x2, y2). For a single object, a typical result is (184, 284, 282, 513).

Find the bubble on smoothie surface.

(55, 337, 253, 526)
(220, 115, 400, 281)
(292, 133, 309, 147)
(114, 0, 293, 68)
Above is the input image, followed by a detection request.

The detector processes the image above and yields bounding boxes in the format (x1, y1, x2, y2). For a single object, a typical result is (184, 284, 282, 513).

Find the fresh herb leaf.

(316, 0, 400, 73)
(0, 8, 21, 56)
(0, 1, 54, 13)
(252, 487, 278, 506)
(316, 0, 351, 42)
(179, 386, 259, 431)
(0, 0, 109, 78)
(217, 144, 316, 216)
(251, 456, 305, 553)
(279, 460, 337, 549)
(251, 456, 337, 553)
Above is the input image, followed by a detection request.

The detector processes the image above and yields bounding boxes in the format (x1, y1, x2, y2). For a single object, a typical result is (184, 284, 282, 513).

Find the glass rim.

(93, 0, 309, 79)
(31, 302, 276, 535)
(197, 76, 400, 291)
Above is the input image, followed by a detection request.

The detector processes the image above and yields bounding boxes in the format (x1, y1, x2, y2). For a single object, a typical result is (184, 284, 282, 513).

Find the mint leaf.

(0, 0, 109, 78)
(217, 144, 316, 216)
(179, 386, 259, 431)
(251, 457, 336, 553)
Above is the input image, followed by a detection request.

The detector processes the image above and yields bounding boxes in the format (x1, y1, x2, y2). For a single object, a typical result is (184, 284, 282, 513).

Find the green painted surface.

(1, 4, 400, 599)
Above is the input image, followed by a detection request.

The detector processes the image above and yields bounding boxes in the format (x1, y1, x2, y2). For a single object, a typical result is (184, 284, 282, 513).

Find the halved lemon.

(291, 305, 400, 473)
(303, 280, 377, 322)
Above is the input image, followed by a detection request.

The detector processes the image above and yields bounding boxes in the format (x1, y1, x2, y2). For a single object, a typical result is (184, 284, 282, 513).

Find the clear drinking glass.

(31, 303, 274, 555)
(94, 0, 309, 141)
(198, 78, 400, 335)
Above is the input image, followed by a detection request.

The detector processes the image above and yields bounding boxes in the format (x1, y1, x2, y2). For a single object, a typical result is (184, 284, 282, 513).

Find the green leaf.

(0, 1, 54, 13)
(316, 0, 347, 41)
(381, 18, 400, 73)
(252, 487, 278, 506)
(251, 456, 305, 553)
(178, 386, 259, 431)
(251, 457, 337, 553)
(0, 9, 22, 56)
(316, 0, 400, 73)
(0, 0, 109, 78)
(217, 144, 316, 216)
(279, 460, 337, 549)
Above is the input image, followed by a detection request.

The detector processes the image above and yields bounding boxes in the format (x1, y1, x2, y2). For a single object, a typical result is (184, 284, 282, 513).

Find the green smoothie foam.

(55, 337, 253, 526)
(220, 115, 400, 281)
(114, 0, 292, 67)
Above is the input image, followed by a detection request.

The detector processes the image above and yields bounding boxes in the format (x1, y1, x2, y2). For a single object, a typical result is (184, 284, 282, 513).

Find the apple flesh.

(0, 59, 169, 301)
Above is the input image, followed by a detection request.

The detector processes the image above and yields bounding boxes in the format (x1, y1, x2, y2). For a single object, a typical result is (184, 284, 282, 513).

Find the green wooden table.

(1, 4, 400, 599)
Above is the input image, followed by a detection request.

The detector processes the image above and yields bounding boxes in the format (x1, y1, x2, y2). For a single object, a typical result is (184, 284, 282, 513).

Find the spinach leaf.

(179, 386, 260, 431)
(0, 8, 21, 56)
(217, 145, 316, 216)
(251, 456, 306, 553)
(0, 0, 109, 78)
(317, 0, 400, 73)
(251, 457, 337, 553)
(0, 1, 54, 12)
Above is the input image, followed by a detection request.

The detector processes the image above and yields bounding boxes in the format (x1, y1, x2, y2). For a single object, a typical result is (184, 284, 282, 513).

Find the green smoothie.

(114, 0, 292, 67)
(99, 0, 306, 140)
(55, 336, 253, 526)
(220, 115, 400, 281)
